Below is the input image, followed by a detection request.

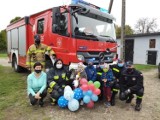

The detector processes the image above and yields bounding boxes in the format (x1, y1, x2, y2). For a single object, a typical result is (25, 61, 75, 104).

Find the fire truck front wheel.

(12, 56, 22, 72)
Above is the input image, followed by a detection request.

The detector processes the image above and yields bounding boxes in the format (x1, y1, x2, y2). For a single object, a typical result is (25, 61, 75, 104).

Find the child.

(101, 63, 114, 107)
(73, 62, 87, 88)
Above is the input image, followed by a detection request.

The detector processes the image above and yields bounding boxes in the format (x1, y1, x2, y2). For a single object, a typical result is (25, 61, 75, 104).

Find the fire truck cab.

(6, 0, 117, 72)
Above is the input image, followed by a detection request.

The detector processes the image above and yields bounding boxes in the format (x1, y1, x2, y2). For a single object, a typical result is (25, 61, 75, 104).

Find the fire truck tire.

(12, 56, 22, 72)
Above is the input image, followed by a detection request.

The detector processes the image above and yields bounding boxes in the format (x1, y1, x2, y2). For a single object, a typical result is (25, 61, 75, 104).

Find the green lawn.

(134, 64, 157, 71)
(0, 53, 7, 58)
(0, 64, 158, 119)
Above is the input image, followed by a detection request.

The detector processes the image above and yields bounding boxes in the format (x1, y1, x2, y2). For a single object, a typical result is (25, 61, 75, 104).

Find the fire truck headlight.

(77, 55, 85, 61)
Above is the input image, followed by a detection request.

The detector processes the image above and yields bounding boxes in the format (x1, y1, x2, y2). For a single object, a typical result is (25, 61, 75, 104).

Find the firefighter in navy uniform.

(47, 59, 70, 105)
(119, 61, 144, 111)
(109, 59, 125, 106)
(96, 60, 105, 100)
(26, 34, 55, 71)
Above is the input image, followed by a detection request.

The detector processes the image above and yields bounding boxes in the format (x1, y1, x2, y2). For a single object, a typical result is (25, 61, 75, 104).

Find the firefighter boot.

(135, 98, 142, 111)
(111, 93, 116, 106)
(126, 94, 134, 103)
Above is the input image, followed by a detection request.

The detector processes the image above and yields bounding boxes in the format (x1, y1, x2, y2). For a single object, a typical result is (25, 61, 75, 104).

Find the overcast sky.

(0, 0, 159, 31)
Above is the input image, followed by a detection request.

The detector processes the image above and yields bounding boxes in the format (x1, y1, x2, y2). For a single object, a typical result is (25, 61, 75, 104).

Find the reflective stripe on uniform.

(49, 81, 56, 88)
(26, 62, 30, 65)
(97, 72, 102, 75)
(137, 96, 143, 99)
(112, 88, 119, 92)
(62, 73, 66, 79)
(54, 76, 59, 80)
(113, 68, 120, 72)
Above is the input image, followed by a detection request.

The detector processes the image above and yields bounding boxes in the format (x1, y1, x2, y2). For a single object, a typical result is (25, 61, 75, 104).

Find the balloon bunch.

(58, 86, 83, 112)
(80, 78, 101, 108)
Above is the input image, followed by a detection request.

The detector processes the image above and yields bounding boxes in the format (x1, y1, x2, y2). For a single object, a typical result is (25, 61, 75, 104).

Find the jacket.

(101, 69, 114, 87)
(85, 65, 97, 82)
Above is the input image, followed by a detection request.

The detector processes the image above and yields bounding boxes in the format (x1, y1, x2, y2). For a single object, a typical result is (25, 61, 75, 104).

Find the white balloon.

(64, 90, 74, 101)
(64, 85, 72, 92)
(68, 99, 79, 112)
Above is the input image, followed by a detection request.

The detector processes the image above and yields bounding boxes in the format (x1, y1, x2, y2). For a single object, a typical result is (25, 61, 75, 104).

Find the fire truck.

(6, 0, 117, 72)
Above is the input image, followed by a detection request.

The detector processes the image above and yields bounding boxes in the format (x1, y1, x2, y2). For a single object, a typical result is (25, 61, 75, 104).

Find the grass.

(0, 65, 27, 119)
(134, 64, 157, 71)
(0, 64, 158, 119)
(0, 53, 7, 58)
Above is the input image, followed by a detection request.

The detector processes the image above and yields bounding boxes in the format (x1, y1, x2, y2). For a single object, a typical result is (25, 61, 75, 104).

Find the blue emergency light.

(71, 0, 108, 13)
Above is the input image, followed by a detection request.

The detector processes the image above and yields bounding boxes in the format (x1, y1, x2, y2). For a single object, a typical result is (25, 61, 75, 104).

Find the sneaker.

(126, 95, 134, 103)
(105, 102, 111, 108)
(135, 104, 142, 111)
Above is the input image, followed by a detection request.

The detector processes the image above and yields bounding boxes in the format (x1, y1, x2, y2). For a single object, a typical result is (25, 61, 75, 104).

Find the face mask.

(100, 65, 104, 69)
(118, 63, 124, 67)
(126, 68, 133, 73)
(103, 68, 108, 72)
(35, 70, 42, 74)
(35, 40, 40, 45)
(56, 64, 62, 69)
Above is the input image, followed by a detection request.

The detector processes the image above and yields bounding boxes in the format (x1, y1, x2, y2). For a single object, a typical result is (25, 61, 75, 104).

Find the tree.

(134, 18, 158, 33)
(10, 16, 21, 24)
(116, 25, 134, 37)
(0, 29, 7, 51)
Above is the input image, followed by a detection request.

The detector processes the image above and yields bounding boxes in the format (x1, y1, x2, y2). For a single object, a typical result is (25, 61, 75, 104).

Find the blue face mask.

(100, 65, 104, 69)
(118, 63, 124, 67)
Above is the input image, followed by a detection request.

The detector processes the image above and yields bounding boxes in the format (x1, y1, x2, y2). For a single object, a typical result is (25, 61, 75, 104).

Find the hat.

(88, 58, 95, 63)
(118, 59, 123, 63)
(126, 61, 133, 67)
(34, 34, 40, 41)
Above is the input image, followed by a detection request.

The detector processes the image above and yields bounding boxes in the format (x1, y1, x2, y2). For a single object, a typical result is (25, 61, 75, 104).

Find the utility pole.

(120, 0, 126, 60)
(108, 0, 114, 13)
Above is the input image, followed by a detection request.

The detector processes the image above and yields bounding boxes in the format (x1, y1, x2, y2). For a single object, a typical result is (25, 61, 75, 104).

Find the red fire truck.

(6, 0, 117, 72)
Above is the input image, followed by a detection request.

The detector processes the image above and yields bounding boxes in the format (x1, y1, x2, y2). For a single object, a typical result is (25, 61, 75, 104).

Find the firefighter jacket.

(101, 69, 114, 87)
(96, 66, 103, 81)
(85, 65, 97, 82)
(119, 68, 144, 92)
(26, 43, 55, 69)
(47, 67, 69, 89)
(110, 64, 125, 80)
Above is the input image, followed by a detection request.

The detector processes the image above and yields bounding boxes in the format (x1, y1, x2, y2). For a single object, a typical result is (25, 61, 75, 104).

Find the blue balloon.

(83, 91, 87, 96)
(86, 90, 93, 97)
(68, 99, 79, 112)
(83, 95, 91, 104)
(58, 96, 68, 108)
(91, 94, 98, 102)
(74, 88, 83, 100)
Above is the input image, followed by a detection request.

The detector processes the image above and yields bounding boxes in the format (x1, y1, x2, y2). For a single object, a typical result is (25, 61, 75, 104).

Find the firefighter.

(96, 60, 105, 100)
(47, 59, 70, 105)
(109, 59, 125, 106)
(85, 59, 97, 82)
(26, 34, 55, 71)
(119, 61, 144, 111)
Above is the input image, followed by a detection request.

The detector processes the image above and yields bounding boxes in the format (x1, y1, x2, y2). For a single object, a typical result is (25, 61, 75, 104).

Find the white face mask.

(56, 64, 62, 69)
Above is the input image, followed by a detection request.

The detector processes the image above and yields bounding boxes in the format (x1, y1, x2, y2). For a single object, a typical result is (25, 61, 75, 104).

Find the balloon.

(87, 100, 94, 109)
(64, 90, 74, 101)
(88, 80, 93, 85)
(93, 88, 101, 95)
(88, 83, 95, 91)
(91, 94, 98, 102)
(80, 78, 88, 85)
(83, 95, 91, 104)
(64, 85, 72, 92)
(81, 84, 89, 91)
(68, 99, 79, 112)
(94, 81, 101, 88)
(86, 90, 93, 97)
(74, 88, 83, 100)
(51, 90, 61, 100)
(83, 91, 87, 96)
(58, 96, 68, 108)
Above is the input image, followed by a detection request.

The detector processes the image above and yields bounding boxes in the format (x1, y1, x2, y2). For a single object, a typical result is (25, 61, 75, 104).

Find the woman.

(47, 59, 69, 104)
(27, 62, 47, 107)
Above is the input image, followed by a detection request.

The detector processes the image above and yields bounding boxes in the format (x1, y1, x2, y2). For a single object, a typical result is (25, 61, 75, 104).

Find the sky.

(0, 0, 159, 31)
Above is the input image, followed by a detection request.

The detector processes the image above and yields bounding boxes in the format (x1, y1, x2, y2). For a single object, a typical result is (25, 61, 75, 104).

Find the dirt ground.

(1, 58, 160, 120)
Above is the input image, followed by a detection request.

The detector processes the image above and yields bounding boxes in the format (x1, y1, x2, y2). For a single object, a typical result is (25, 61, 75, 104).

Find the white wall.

(117, 35, 160, 65)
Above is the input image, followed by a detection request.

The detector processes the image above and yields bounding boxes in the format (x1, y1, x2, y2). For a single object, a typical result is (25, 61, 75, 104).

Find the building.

(117, 32, 160, 65)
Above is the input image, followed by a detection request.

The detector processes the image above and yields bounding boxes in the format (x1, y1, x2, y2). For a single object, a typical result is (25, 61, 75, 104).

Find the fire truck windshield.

(72, 12, 116, 41)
